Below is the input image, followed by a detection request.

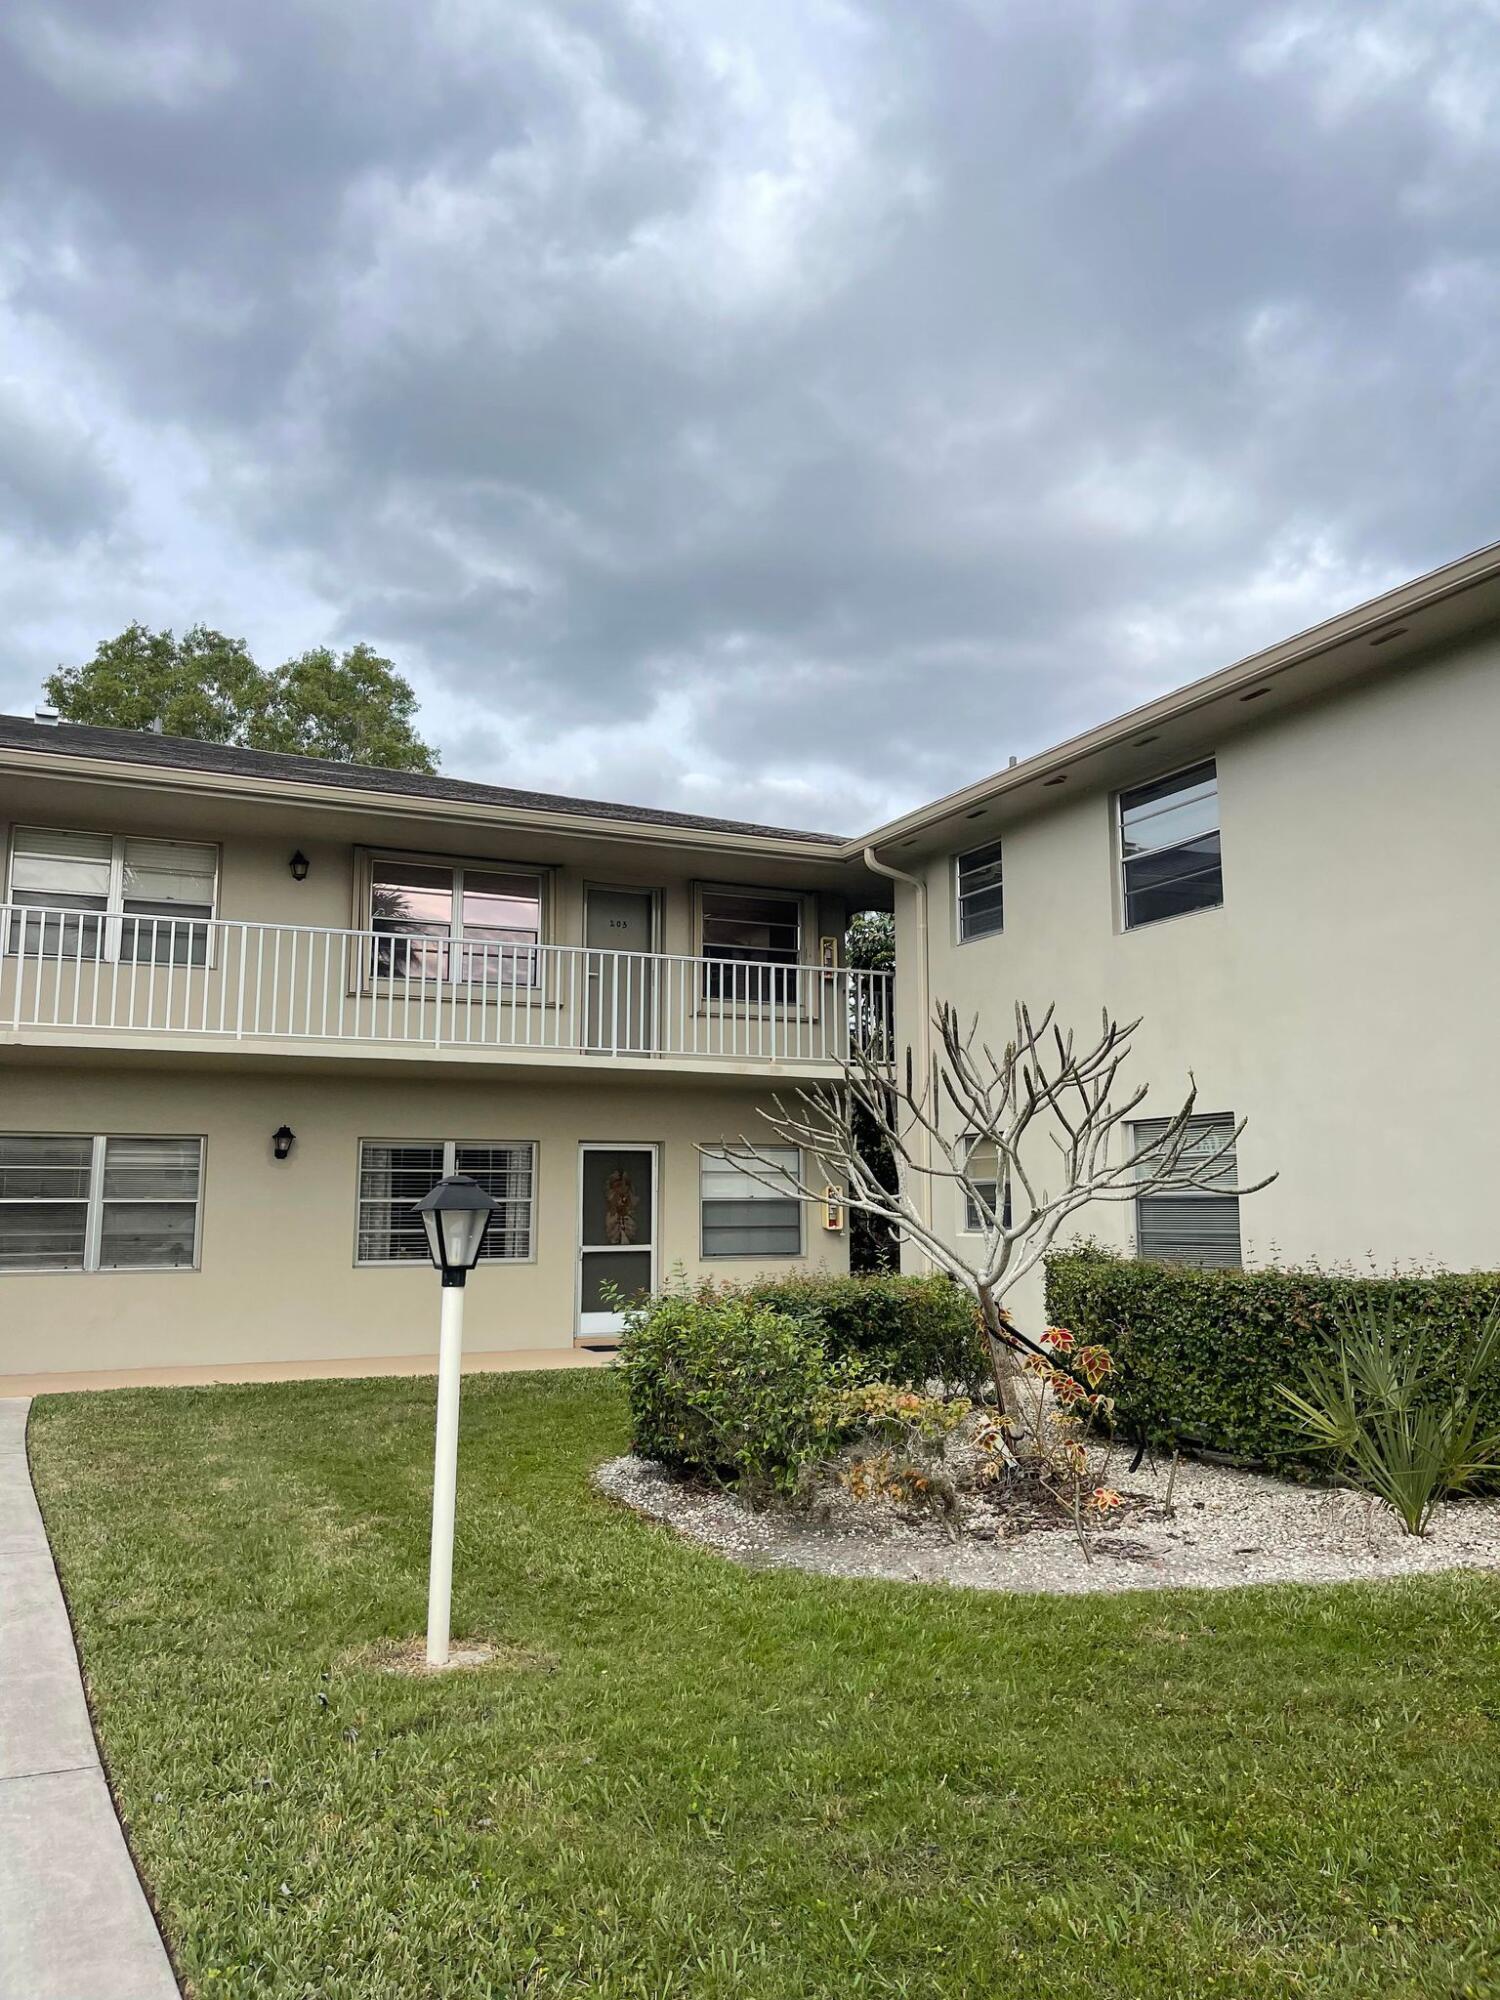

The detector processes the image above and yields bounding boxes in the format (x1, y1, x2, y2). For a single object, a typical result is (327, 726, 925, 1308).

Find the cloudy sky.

(2, 2, 1498, 832)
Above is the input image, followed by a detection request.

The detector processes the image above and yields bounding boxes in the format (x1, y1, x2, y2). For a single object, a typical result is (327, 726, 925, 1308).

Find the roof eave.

(855, 535, 1500, 856)
(0, 742, 855, 863)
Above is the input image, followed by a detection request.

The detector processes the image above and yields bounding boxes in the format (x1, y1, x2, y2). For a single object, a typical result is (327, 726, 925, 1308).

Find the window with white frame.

(368, 859, 542, 987)
(956, 839, 1004, 942)
(701, 1146, 803, 1258)
(1119, 761, 1222, 930)
(1131, 1114, 1241, 1267)
(960, 1135, 1011, 1232)
(5, 828, 217, 965)
(0, 1135, 204, 1272)
(700, 887, 803, 1004)
(356, 1140, 536, 1265)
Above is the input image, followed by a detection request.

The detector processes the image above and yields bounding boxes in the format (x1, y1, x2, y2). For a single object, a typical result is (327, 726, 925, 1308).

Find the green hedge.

(618, 1289, 839, 1490)
(738, 1272, 987, 1393)
(618, 1272, 989, 1486)
(1045, 1250, 1500, 1477)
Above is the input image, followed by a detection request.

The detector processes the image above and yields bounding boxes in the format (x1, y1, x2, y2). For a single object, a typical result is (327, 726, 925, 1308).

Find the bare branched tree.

(703, 999, 1274, 1432)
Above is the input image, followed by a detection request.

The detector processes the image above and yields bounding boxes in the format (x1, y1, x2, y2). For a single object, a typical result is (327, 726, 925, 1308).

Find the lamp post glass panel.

(414, 1175, 498, 1667)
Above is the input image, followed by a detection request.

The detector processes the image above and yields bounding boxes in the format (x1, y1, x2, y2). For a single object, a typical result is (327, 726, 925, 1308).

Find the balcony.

(0, 906, 893, 1078)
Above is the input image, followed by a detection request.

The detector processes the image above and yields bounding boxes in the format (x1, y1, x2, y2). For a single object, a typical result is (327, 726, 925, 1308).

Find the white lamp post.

(413, 1173, 498, 1668)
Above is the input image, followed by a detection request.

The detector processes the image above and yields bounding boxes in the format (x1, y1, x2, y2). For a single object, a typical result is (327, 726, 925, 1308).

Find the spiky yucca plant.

(1278, 1296, 1500, 1535)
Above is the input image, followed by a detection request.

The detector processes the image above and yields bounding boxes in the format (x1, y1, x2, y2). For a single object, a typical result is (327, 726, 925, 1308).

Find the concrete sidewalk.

(0, 1344, 609, 1400)
(0, 1398, 179, 1999)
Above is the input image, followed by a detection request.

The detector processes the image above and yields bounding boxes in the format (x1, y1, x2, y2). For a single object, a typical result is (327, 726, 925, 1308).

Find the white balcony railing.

(0, 906, 893, 1069)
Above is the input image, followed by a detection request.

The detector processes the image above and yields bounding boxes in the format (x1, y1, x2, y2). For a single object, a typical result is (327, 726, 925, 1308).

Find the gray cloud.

(0, 377, 124, 545)
(1, 0, 1498, 830)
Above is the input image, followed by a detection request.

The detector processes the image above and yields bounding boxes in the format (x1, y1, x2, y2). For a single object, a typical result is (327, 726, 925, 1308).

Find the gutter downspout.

(862, 843, 934, 1257)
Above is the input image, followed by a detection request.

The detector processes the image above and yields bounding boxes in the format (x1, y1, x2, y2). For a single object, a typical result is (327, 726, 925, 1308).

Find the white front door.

(577, 1144, 657, 1336)
(584, 888, 657, 1052)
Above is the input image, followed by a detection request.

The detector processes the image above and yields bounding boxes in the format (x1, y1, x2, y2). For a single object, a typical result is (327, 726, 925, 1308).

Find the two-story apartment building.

(5, 541, 1500, 1381)
(0, 722, 892, 1376)
(865, 540, 1500, 1325)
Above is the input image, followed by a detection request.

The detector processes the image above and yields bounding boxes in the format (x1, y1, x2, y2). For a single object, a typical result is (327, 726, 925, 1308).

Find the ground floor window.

(958, 1135, 1013, 1234)
(0, 1134, 204, 1272)
(700, 1146, 803, 1257)
(1131, 1114, 1241, 1267)
(356, 1140, 536, 1265)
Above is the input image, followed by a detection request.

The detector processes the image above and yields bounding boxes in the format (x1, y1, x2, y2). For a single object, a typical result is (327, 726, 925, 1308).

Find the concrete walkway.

(0, 1398, 179, 1999)
(2, 1352, 612, 1400)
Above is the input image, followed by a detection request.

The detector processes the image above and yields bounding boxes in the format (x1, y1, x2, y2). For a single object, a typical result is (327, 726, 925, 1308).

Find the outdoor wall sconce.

(272, 1125, 296, 1161)
(289, 851, 310, 881)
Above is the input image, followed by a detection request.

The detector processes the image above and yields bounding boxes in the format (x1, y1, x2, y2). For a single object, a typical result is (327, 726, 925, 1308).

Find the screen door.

(577, 1144, 657, 1335)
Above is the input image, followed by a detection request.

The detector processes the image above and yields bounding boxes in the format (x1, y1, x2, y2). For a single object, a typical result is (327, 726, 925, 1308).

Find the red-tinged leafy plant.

(1008, 1324, 1124, 1560)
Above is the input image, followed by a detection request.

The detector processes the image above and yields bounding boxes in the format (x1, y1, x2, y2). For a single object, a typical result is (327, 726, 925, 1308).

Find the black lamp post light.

(413, 1174, 500, 1666)
(271, 1124, 296, 1161)
(415, 1174, 496, 1288)
(288, 851, 310, 881)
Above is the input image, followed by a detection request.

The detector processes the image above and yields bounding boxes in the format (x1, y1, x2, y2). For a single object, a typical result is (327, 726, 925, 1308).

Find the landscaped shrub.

(617, 1286, 845, 1491)
(802, 1383, 984, 1519)
(1045, 1248, 1500, 1483)
(1279, 1293, 1500, 1532)
(619, 1273, 990, 1494)
(738, 1272, 988, 1392)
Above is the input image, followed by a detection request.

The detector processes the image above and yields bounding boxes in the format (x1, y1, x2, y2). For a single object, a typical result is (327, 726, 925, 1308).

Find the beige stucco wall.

(0, 778, 854, 964)
(0, 1064, 848, 1376)
(892, 633, 1500, 1326)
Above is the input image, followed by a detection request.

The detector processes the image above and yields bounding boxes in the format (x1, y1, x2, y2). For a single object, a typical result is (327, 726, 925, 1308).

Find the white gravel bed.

(593, 1450, 1500, 1596)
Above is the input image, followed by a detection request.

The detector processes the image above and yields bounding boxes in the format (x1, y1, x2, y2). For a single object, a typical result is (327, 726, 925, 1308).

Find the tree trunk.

(977, 1283, 1032, 1450)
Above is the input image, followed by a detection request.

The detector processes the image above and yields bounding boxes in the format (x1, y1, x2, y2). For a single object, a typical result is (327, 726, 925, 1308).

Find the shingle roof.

(0, 715, 847, 847)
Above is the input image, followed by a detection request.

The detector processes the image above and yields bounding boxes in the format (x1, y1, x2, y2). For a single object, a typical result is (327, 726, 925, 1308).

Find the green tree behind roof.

(251, 644, 436, 772)
(44, 624, 439, 775)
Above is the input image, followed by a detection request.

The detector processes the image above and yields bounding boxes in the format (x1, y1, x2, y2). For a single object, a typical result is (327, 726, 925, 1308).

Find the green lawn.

(29, 1370, 1500, 2000)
